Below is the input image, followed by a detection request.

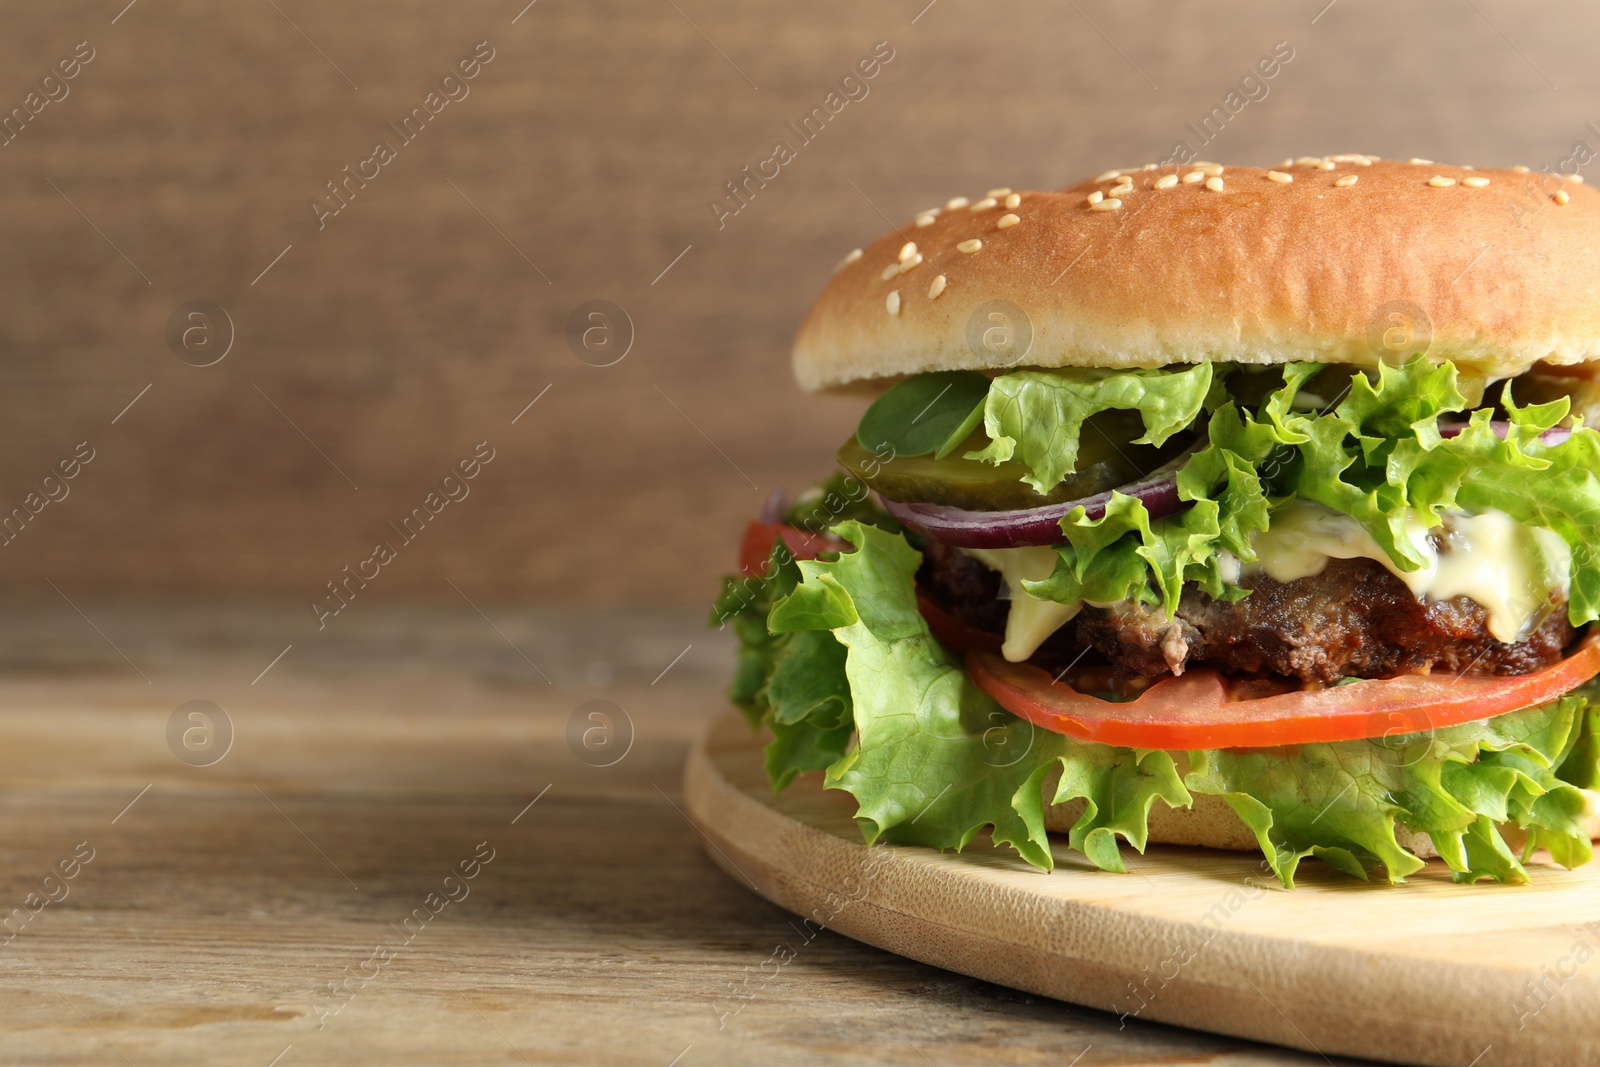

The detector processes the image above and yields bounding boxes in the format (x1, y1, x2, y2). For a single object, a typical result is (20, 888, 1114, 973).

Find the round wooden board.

(685, 711, 1600, 1067)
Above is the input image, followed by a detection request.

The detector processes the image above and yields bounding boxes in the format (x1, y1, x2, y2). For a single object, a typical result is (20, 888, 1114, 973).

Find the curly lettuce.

(724, 521, 1600, 886)
(1024, 357, 1600, 627)
(966, 363, 1219, 493)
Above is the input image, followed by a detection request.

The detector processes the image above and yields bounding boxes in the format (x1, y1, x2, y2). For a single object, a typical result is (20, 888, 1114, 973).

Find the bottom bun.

(1044, 789, 1600, 863)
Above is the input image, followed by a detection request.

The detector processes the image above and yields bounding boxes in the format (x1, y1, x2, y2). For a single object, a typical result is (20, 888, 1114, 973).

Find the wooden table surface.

(0, 601, 1366, 1066)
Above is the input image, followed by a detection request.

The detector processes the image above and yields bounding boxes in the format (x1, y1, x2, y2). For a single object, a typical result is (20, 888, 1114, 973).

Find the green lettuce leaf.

(769, 520, 1067, 868)
(1024, 390, 1286, 614)
(710, 543, 855, 790)
(1052, 747, 1191, 872)
(854, 370, 991, 458)
(1454, 393, 1600, 624)
(1186, 695, 1596, 887)
(1248, 359, 1600, 625)
(1022, 357, 1600, 629)
(967, 364, 1216, 493)
(1025, 492, 1231, 615)
(718, 519, 1600, 886)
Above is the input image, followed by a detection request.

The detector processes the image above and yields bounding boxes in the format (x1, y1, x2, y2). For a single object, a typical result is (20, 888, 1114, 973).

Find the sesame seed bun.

(1046, 786, 1600, 866)
(793, 158, 1600, 392)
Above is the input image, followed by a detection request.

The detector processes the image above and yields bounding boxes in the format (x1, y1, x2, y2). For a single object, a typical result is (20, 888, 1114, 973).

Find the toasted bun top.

(792, 157, 1600, 392)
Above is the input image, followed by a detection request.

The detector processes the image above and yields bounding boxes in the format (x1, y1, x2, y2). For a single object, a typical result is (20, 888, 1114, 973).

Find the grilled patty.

(917, 539, 1575, 684)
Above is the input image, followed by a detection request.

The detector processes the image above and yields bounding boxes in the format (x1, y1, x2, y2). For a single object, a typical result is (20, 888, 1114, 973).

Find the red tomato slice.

(966, 629, 1600, 750)
(737, 521, 837, 577)
(917, 591, 1003, 657)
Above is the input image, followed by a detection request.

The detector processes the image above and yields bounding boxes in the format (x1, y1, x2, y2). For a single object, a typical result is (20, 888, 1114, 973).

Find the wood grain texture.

(0, 2, 1598, 605)
(0, 602, 1359, 1065)
(688, 711, 1600, 1067)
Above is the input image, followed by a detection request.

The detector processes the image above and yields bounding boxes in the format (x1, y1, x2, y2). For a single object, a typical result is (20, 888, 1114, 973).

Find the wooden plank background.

(0, 0, 1597, 613)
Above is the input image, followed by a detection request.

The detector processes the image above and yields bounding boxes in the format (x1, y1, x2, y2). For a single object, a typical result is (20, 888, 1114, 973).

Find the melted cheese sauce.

(961, 502, 1570, 661)
(1246, 501, 1570, 643)
(961, 546, 1083, 662)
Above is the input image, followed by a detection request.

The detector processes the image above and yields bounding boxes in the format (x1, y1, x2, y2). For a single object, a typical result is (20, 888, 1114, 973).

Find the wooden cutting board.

(685, 711, 1600, 1067)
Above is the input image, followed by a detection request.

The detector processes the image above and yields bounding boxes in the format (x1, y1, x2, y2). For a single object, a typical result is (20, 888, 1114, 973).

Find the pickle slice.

(839, 410, 1189, 510)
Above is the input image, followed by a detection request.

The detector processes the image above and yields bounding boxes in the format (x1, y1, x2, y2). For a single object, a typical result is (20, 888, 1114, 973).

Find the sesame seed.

(918, 207, 942, 217)
(1410, 158, 1434, 165)
(898, 252, 924, 273)
(1428, 175, 1456, 188)
(836, 248, 862, 271)
(987, 187, 1013, 198)
(915, 214, 937, 227)
(928, 274, 947, 299)
(1461, 165, 1476, 170)
(1205, 176, 1224, 192)
(1091, 198, 1123, 211)
(1086, 190, 1105, 205)
(1110, 181, 1134, 196)
(1266, 170, 1293, 183)
(1004, 193, 1022, 208)
(970, 197, 998, 211)
(996, 213, 1020, 229)
(1203, 164, 1224, 177)
(1513, 165, 1531, 174)
(1154, 173, 1180, 189)
(880, 263, 901, 281)
(1096, 170, 1122, 182)
(1182, 170, 1206, 184)
(1334, 174, 1358, 187)
(1280, 157, 1294, 167)
(1567, 173, 1587, 184)
(1317, 161, 1336, 170)
(898, 241, 918, 262)
(1463, 176, 1491, 188)
(946, 196, 970, 210)
(1350, 156, 1374, 166)
(957, 238, 983, 252)
(1295, 156, 1323, 166)
(886, 290, 901, 316)
(1555, 189, 1571, 206)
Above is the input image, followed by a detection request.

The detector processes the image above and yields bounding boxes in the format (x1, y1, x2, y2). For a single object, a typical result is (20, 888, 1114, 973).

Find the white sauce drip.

(962, 546, 1083, 662)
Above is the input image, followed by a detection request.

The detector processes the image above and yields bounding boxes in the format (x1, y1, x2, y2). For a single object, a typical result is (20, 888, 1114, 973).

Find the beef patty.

(917, 539, 1576, 685)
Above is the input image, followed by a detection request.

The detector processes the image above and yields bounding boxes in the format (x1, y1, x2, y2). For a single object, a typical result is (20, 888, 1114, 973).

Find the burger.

(711, 155, 1600, 887)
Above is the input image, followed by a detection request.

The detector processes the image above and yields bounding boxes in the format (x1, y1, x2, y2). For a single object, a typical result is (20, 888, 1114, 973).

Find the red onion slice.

(759, 488, 788, 523)
(880, 450, 1193, 549)
(1438, 419, 1571, 447)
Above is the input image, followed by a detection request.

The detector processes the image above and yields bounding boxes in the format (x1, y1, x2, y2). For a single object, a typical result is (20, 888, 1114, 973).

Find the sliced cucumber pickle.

(839, 410, 1189, 510)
